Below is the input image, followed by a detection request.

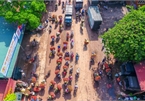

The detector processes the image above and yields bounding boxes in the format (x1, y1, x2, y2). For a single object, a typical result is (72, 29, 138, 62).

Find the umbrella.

(55, 70, 60, 74)
(63, 41, 68, 44)
(31, 77, 36, 83)
(104, 63, 109, 69)
(65, 57, 70, 60)
(50, 46, 55, 50)
(39, 83, 45, 89)
(31, 95, 37, 100)
(58, 15, 62, 19)
(63, 78, 69, 82)
(50, 80, 56, 85)
(33, 86, 41, 92)
(57, 52, 63, 56)
(67, 85, 72, 92)
(57, 84, 62, 90)
(56, 32, 60, 36)
(57, 59, 62, 63)
(106, 68, 111, 73)
(95, 76, 101, 81)
(50, 92, 55, 98)
(51, 35, 55, 38)
(63, 65, 68, 70)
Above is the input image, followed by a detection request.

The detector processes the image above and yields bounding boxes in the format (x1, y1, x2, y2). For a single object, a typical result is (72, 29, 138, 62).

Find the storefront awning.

(134, 61, 145, 91)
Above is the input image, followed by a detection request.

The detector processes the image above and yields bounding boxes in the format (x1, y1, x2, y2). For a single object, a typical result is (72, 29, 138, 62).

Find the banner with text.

(1, 33, 18, 76)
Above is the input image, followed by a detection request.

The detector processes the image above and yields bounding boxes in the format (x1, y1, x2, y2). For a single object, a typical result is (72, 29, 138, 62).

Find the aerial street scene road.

(0, 0, 145, 101)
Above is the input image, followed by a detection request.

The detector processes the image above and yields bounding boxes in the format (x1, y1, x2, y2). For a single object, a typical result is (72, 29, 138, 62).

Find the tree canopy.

(0, 0, 46, 30)
(102, 6, 145, 62)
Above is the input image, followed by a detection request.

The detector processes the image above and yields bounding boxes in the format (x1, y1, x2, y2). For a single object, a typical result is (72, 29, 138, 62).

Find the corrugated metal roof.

(88, 6, 102, 21)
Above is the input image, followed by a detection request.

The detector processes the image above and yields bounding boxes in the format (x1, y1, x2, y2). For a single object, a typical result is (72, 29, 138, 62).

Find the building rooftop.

(0, 17, 23, 78)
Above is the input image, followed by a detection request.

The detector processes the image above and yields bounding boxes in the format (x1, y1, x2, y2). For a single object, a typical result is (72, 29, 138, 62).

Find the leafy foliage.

(0, 0, 46, 30)
(102, 6, 145, 62)
(4, 93, 16, 101)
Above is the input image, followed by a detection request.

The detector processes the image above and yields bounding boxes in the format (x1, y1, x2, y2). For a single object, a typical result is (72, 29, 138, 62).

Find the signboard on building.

(1, 33, 18, 76)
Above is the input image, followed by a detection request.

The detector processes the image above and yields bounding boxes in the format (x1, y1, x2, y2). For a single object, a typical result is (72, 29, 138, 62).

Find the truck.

(74, 0, 84, 11)
(89, 0, 99, 6)
(64, 5, 73, 26)
(87, 6, 102, 31)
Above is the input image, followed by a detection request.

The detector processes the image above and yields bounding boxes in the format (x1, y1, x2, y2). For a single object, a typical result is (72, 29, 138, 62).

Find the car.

(123, 76, 140, 91)
(120, 62, 135, 76)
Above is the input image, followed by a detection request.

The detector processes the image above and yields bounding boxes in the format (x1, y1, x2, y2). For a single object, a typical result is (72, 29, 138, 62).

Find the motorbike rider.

(49, 25, 52, 32)
(76, 68, 80, 77)
(76, 53, 79, 60)
(66, 32, 69, 41)
(55, 4, 58, 10)
(57, 73, 61, 79)
(74, 83, 78, 90)
(71, 39, 74, 47)
(69, 65, 73, 73)
(70, 30, 74, 38)
(84, 39, 89, 46)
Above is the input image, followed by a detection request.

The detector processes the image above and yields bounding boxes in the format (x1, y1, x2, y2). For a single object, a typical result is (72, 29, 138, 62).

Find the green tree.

(0, 0, 46, 30)
(102, 6, 145, 62)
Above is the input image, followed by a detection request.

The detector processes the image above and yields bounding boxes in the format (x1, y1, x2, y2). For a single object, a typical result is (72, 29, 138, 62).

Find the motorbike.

(75, 53, 79, 63)
(76, 68, 80, 77)
(49, 25, 52, 33)
(74, 84, 78, 96)
(55, 4, 58, 11)
(66, 33, 69, 41)
(62, 1, 64, 7)
(49, 50, 55, 58)
(56, 73, 61, 79)
(107, 71, 113, 80)
(58, 0, 61, 5)
(44, 70, 51, 80)
(69, 67, 73, 74)
(57, 45, 61, 52)
(62, 7, 65, 13)
(49, 85, 54, 91)
(57, 64, 61, 70)
(65, 61, 69, 66)
(51, 37, 55, 45)
(70, 30, 74, 39)
(70, 52, 74, 60)
(29, 54, 37, 63)
(71, 39, 74, 48)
